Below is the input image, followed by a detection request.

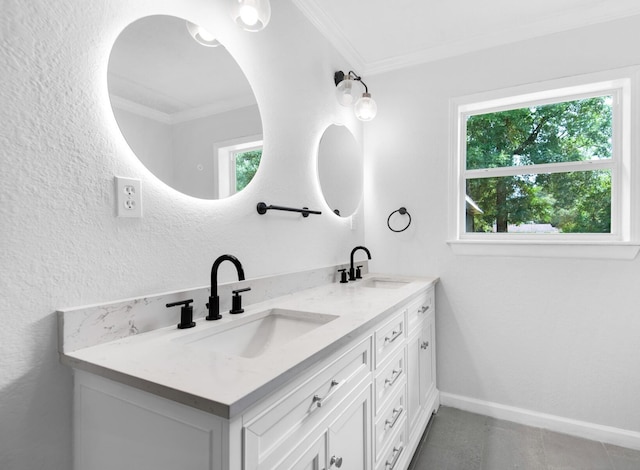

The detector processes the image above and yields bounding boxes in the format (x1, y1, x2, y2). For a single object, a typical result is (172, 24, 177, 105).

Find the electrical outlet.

(115, 176, 142, 218)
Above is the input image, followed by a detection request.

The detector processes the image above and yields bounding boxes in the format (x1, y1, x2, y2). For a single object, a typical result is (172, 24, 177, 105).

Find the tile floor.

(408, 406, 640, 470)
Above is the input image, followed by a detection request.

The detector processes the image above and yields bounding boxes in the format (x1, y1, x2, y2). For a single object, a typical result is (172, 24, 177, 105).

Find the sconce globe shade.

(335, 77, 356, 107)
(354, 93, 377, 121)
(232, 0, 271, 32)
(186, 21, 220, 47)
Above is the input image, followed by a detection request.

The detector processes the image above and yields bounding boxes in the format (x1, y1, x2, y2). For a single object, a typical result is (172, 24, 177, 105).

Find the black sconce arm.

(334, 70, 369, 94)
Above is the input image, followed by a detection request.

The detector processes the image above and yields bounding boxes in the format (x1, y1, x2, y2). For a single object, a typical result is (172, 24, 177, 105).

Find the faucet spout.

(207, 254, 245, 320)
(349, 245, 371, 281)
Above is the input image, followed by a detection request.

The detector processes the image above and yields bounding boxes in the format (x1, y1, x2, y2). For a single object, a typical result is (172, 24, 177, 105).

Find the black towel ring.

(387, 207, 412, 232)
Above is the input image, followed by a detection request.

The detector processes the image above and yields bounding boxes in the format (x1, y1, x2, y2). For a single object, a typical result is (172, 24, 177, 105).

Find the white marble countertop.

(61, 273, 437, 419)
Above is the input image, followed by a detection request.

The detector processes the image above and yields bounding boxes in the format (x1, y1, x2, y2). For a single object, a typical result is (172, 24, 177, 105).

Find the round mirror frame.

(317, 124, 363, 218)
(107, 15, 264, 200)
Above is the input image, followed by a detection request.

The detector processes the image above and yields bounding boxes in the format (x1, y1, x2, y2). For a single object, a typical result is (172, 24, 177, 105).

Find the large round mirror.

(317, 125, 363, 217)
(108, 15, 263, 199)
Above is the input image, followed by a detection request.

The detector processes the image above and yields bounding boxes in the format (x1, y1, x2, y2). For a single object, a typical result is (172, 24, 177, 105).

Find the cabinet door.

(283, 432, 327, 470)
(327, 387, 371, 470)
(244, 338, 372, 469)
(418, 319, 435, 408)
(407, 318, 435, 437)
(406, 330, 421, 435)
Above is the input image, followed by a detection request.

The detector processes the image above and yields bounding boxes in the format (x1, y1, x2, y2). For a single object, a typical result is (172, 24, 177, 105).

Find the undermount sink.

(174, 309, 338, 358)
(361, 278, 410, 289)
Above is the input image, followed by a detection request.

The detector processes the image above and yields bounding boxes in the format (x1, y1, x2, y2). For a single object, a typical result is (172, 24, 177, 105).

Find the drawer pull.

(385, 445, 404, 469)
(312, 380, 341, 408)
(421, 341, 429, 350)
(329, 455, 343, 468)
(384, 368, 402, 388)
(384, 406, 403, 430)
(384, 327, 403, 345)
(420, 305, 430, 313)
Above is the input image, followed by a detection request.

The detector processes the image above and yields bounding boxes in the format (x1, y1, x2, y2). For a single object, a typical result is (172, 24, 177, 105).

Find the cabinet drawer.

(375, 418, 407, 470)
(244, 337, 371, 468)
(374, 383, 406, 462)
(374, 348, 405, 414)
(375, 310, 405, 368)
(406, 288, 433, 333)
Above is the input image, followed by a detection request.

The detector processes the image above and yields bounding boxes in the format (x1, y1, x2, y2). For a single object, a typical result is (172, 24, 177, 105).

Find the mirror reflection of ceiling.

(108, 15, 263, 200)
(291, 0, 640, 74)
(108, 15, 256, 118)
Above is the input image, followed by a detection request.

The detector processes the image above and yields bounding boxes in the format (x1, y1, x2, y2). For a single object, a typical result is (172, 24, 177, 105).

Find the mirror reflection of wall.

(107, 15, 263, 199)
(317, 124, 363, 217)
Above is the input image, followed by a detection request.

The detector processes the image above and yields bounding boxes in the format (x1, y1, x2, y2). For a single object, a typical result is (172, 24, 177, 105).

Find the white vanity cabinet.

(406, 287, 437, 442)
(243, 337, 372, 469)
(69, 282, 438, 470)
(276, 385, 371, 470)
(282, 432, 326, 470)
(73, 371, 231, 470)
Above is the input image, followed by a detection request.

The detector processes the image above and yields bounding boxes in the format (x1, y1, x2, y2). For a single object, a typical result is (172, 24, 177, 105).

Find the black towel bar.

(256, 202, 322, 217)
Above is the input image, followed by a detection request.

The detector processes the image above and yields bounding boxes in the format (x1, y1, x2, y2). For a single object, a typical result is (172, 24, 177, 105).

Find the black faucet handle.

(230, 287, 251, 314)
(166, 299, 193, 308)
(166, 299, 196, 329)
(355, 265, 363, 279)
(338, 269, 348, 284)
(232, 287, 252, 295)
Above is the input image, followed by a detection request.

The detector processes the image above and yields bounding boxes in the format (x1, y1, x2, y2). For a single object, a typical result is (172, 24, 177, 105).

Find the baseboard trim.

(440, 392, 640, 451)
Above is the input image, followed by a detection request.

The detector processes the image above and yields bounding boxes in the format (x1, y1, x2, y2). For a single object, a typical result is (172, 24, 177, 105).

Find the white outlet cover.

(114, 176, 142, 218)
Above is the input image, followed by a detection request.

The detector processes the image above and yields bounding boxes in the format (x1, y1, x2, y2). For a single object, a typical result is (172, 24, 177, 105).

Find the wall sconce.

(334, 70, 377, 121)
(186, 22, 220, 47)
(232, 0, 271, 32)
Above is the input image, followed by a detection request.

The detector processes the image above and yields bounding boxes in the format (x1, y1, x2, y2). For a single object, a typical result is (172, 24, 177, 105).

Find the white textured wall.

(0, 0, 362, 468)
(365, 16, 640, 435)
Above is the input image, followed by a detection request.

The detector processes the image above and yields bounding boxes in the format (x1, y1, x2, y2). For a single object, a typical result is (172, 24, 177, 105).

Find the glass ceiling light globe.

(335, 77, 356, 107)
(186, 22, 220, 47)
(233, 0, 271, 32)
(354, 93, 377, 121)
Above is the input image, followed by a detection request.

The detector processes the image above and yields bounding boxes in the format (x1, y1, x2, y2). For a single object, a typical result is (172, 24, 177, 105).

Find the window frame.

(231, 144, 263, 193)
(214, 135, 263, 198)
(448, 68, 639, 259)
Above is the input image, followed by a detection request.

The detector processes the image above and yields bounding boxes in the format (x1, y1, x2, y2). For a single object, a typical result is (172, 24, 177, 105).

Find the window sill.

(447, 240, 640, 260)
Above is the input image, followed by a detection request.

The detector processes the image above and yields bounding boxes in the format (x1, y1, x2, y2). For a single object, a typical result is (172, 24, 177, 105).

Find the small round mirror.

(317, 125, 363, 217)
(108, 15, 263, 199)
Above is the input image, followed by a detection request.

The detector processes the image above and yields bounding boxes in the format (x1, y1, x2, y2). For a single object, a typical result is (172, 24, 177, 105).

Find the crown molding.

(289, 0, 365, 72)
(109, 95, 257, 124)
(109, 95, 172, 124)
(291, 1, 640, 76)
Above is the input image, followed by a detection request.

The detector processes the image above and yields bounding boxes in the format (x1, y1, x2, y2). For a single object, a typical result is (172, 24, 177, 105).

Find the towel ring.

(387, 207, 412, 232)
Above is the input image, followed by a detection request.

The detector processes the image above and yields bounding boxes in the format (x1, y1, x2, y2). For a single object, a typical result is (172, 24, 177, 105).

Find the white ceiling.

(290, 0, 640, 75)
(108, 15, 256, 118)
(108, 2, 640, 117)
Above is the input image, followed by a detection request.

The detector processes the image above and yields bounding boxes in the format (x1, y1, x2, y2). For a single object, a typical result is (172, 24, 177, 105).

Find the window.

(232, 146, 262, 192)
(449, 70, 639, 258)
(215, 136, 262, 198)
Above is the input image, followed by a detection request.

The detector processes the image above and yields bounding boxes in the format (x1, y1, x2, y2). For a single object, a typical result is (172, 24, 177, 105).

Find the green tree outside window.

(235, 150, 262, 192)
(465, 96, 612, 233)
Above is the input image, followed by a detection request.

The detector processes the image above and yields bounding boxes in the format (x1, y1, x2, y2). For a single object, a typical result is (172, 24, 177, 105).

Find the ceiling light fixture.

(232, 0, 271, 32)
(334, 71, 377, 121)
(186, 21, 220, 47)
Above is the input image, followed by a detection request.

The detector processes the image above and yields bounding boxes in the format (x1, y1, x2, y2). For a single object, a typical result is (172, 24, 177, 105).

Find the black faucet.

(349, 246, 371, 281)
(207, 254, 245, 320)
